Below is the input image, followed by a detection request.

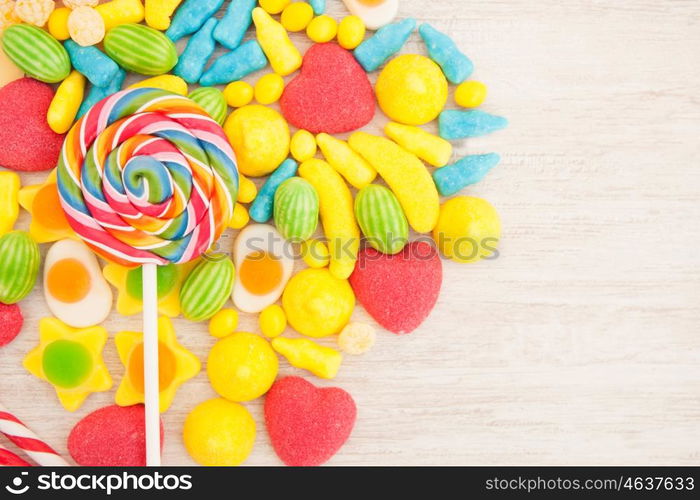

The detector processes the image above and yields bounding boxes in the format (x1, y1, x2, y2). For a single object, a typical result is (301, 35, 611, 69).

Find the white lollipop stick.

(142, 263, 161, 466)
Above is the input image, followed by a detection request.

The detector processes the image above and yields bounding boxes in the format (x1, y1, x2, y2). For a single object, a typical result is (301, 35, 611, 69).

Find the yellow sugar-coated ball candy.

(301, 239, 330, 269)
(455, 80, 488, 108)
(228, 202, 250, 229)
(209, 308, 239, 338)
(223, 81, 254, 108)
(290, 129, 317, 162)
(375, 54, 448, 126)
(282, 268, 355, 338)
(338, 322, 376, 355)
(280, 2, 313, 32)
(254, 73, 285, 105)
(237, 174, 258, 203)
(337, 15, 365, 50)
(306, 15, 337, 43)
(259, 304, 287, 338)
(259, 0, 290, 15)
(207, 332, 278, 401)
(433, 196, 501, 263)
(183, 398, 255, 466)
(47, 7, 71, 41)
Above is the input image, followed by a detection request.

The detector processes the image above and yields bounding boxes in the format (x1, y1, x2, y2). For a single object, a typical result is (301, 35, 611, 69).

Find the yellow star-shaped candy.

(103, 260, 199, 317)
(18, 169, 75, 243)
(115, 316, 200, 413)
(23, 317, 112, 412)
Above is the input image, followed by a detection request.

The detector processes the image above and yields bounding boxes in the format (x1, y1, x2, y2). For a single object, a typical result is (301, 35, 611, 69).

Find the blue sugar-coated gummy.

(249, 159, 299, 223)
(438, 110, 508, 140)
(213, 0, 256, 50)
(166, 0, 225, 42)
(199, 40, 268, 86)
(64, 40, 120, 88)
(173, 18, 218, 84)
(309, 0, 326, 15)
(419, 23, 473, 84)
(433, 153, 501, 196)
(77, 69, 126, 118)
(353, 18, 416, 72)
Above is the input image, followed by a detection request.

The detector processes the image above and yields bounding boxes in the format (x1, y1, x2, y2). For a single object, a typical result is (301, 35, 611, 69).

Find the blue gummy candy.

(77, 69, 126, 118)
(199, 40, 268, 86)
(419, 23, 473, 84)
(174, 18, 218, 84)
(433, 153, 500, 196)
(249, 159, 299, 223)
(213, 0, 256, 50)
(354, 18, 416, 72)
(166, 0, 225, 42)
(64, 40, 120, 88)
(309, 0, 326, 15)
(438, 110, 508, 140)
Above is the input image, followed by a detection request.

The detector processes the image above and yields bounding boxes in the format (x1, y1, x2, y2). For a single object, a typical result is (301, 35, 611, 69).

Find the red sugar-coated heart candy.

(349, 241, 443, 334)
(264, 376, 356, 466)
(0, 78, 65, 172)
(68, 404, 164, 466)
(280, 43, 375, 134)
(0, 303, 23, 347)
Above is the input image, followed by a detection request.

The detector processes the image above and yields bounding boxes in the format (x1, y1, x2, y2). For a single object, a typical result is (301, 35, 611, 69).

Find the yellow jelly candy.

(282, 268, 355, 337)
(271, 337, 342, 379)
(254, 73, 285, 105)
(207, 332, 278, 401)
(252, 7, 301, 76)
(455, 80, 488, 108)
(95, 0, 145, 32)
(375, 54, 448, 126)
(128, 74, 188, 95)
(290, 129, 317, 162)
(338, 322, 375, 355)
(306, 14, 337, 43)
(47, 70, 86, 134)
(209, 308, 239, 338)
(0, 172, 20, 236)
(259, 0, 290, 15)
(384, 121, 452, 167)
(183, 398, 255, 466)
(67, 6, 105, 46)
(433, 196, 501, 263)
(259, 304, 287, 338)
(280, 1, 313, 32)
(316, 133, 375, 189)
(301, 239, 330, 269)
(228, 202, 250, 229)
(224, 105, 290, 177)
(18, 170, 74, 243)
(237, 174, 257, 203)
(144, 0, 182, 31)
(223, 81, 254, 108)
(47, 7, 71, 40)
(337, 15, 365, 50)
(14, 0, 54, 27)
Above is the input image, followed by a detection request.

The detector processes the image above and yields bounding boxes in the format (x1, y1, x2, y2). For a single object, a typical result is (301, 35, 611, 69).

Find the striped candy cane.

(0, 445, 31, 466)
(0, 405, 68, 466)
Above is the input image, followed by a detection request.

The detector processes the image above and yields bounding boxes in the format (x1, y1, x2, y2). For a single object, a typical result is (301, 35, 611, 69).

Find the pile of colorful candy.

(0, 0, 506, 466)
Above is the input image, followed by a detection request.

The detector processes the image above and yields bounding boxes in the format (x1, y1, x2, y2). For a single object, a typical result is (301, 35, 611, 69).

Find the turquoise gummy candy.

(166, 0, 225, 42)
(354, 18, 416, 72)
(64, 40, 121, 88)
(77, 68, 126, 118)
(249, 158, 299, 223)
(199, 40, 268, 86)
(433, 153, 501, 196)
(174, 18, 217, 83)
(438, 110, 508, 140)
(213, 0, 256, 50)
(42, 340, 92, 389)
(419, 23, 473, 84)
(309, 0, 326, 15)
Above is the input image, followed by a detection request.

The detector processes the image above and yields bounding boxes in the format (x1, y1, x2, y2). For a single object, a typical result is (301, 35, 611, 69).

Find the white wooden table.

(1, 0, 699, 465)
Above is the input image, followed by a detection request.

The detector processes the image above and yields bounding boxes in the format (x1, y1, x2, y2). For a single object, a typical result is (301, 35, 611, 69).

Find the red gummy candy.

(68, 404, 164, 466)
(0, 78, 65, 172)
(280, 43, 375, 134)
(0, 303, 23, 347)
(349, 241, 443, 334)
(264, 376, 356, 467)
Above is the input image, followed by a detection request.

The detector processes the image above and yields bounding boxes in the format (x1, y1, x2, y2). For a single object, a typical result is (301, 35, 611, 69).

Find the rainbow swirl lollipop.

(56, 88, 238, 267)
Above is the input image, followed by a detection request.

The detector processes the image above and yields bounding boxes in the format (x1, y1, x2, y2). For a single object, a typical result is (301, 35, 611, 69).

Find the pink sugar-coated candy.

(280, 43, 375, 134)
(67, 405, 164, 466)
(264, 376, 357, 466)
(349, 241, 443, 334)
(0, 303, 23, 347)
(0, 78, 64, 171)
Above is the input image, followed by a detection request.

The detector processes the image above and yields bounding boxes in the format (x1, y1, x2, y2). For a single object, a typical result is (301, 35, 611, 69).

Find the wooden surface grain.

(1, 0, 699, 466)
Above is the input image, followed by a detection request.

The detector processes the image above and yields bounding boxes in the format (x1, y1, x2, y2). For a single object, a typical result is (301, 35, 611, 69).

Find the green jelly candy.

(188, 87, 227, 125)
(1, 24, 71, 83)
(104, 24, 178, 75)
(273, 177, 319, 242)
(126, 264, 179, 301)
(179, 258, 235, 322)
(0, 231, 40, 304)
(42, 340, 92, 389)
(354, 184, 408, 255)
